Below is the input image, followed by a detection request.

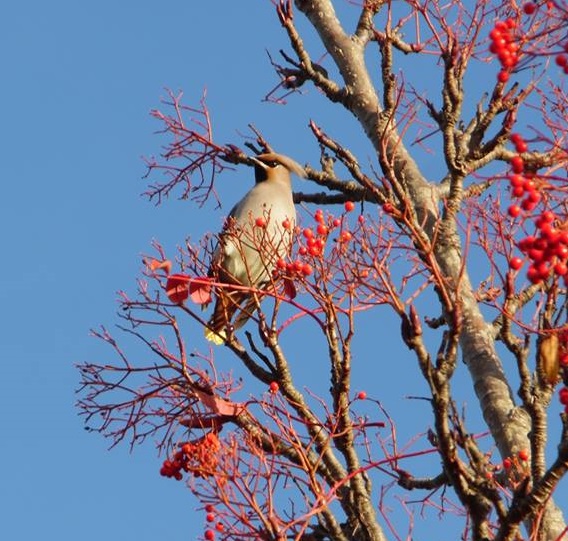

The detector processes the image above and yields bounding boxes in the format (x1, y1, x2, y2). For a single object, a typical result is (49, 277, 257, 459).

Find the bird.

(204, 152, 305, 344)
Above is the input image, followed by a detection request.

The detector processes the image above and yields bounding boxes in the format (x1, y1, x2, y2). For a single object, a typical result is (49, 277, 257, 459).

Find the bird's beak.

(248, 156, 267, 169)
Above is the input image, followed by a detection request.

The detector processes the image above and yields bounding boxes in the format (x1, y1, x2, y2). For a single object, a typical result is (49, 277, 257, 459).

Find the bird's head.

(250, 153, 306, 184)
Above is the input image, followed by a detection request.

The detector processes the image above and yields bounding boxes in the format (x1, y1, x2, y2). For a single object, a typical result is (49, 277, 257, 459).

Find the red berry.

(314, 209, 324, 224)
(205, 504, 215, 513)
(544, 227, 559, 243)
(556, 54, 568, 67)
(490, 28, 503, 41)
(282, 218, 292, 230)
(501, 54, 517, 69)
(538, 220, 552, 234)
(497, 70, 510, 83)
(204, 530, 215, 541)
(489, 42, 500, 54)
(541, 210, 555, 223)
(503, 457, 512, 469)
(181, 443, 192, 455)
(508, 204, 521, 218)
(509, 174, 524, 188)
(511, 155, 524, 173)
(298, 246, 308, 256)
(332, 218, 341, 228)
(206, 513, 215, 523)
(518, 236, 534, 251)
(357, 391, 367, 400)
(317, 224, 328, 236)
(554, 262, 568, 276)
(510, 133, 523, 144)
(345, 201, 355, 212)
(535, 238, 548, 250)
(276, 258, 286, 270)
(536, 262, 551, 279)
(303, 228, 314, 239)
(560, 353, 568, 367)
(528, 248, 544, 262)
(527, 265, 542, 284)
(523, 178, 536, 193)
(255, 216, 267, 228)
(383, 202, 394, 213)
(521, 198, 537, 211)
(509, 257, 523, 270)
(518, 449, 529, 461)
(515, 140, 528, 153)
(559, 387, 568, 405)
(301, 263, 313, 276)
(269, 381, 279, 393)
(556, 245, 568, 259)
(340, 231, 353, 242)
(558, 231, 568, 245)
(215, 523, 225, 532)
(523, 2, 536, 14)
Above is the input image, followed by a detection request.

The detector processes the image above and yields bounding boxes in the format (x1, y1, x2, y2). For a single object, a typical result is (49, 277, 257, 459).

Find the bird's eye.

(268, 161, 280, 167)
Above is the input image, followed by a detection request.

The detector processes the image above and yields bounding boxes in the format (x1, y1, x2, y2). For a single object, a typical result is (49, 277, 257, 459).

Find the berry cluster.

(273, 202, 357, 280)
(484, 448, 529, 481)
(522, 2, 568, 74)
(506, 136, 539, 213)
(160, 432, 221, 481)
(503, 448, 529, 470)
(504, 134, 568, 284)
(490, 4, 568, 82)
(488, 18, 520, 83)
(515, 216, 568, 283)
(202, 504, 225, 541)
(488, 449, 531, 487)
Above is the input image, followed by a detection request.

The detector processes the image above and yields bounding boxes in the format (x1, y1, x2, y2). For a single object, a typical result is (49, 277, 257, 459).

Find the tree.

(77, 1, 568, 540)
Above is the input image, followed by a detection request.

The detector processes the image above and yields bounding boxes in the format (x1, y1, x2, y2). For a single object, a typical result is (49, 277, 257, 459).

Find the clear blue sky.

(1, 2, 566, 540)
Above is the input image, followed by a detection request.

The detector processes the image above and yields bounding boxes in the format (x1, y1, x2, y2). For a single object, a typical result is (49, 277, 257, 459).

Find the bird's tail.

(204, 289, 247, 344)
(204, 289, 264, 344)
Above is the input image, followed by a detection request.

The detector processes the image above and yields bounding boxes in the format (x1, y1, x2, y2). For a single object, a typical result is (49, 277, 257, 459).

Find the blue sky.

(0, 3, 279, 539)
(1, 1, 566, 540)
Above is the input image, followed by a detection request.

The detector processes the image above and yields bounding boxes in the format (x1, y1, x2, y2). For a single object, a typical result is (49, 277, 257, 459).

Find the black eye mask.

(253, 161, 280, 183)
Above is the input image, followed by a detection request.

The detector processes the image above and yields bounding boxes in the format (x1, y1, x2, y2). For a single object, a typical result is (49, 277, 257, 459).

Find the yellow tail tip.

(204, 327, 226, 345)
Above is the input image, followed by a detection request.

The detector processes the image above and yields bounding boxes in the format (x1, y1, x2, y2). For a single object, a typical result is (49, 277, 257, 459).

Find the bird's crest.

(253, 153, 306, 180)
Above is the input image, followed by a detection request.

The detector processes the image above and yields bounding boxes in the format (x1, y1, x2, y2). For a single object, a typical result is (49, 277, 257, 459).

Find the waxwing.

(204, 153, 305, 344)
